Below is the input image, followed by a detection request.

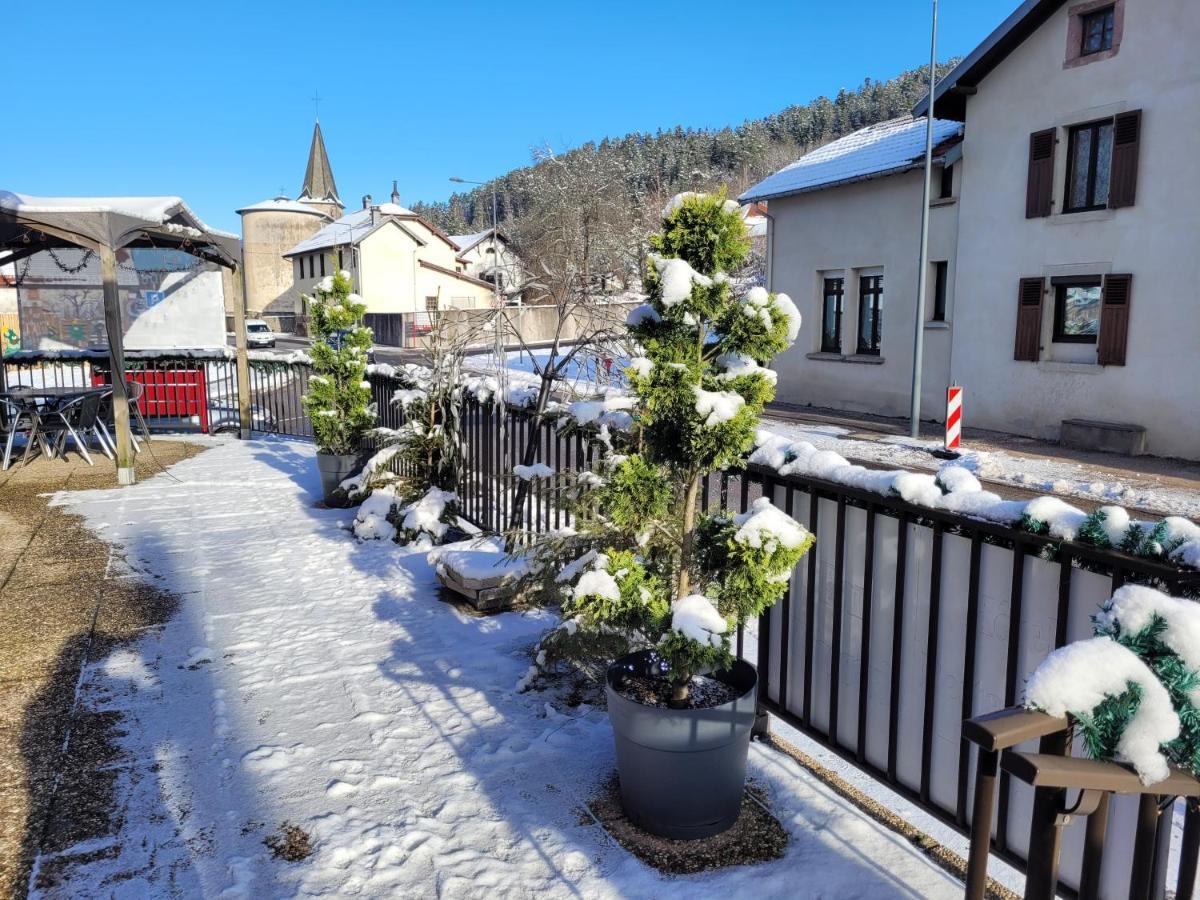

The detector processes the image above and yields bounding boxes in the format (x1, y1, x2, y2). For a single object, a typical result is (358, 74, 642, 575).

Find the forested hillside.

(411, 62, 956, 237)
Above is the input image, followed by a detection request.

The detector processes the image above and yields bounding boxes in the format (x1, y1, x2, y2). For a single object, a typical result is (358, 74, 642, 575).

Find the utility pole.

(909, 0, 939, 439)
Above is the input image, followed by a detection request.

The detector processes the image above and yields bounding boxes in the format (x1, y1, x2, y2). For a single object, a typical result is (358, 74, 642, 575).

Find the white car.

(246, 319, 276, 349)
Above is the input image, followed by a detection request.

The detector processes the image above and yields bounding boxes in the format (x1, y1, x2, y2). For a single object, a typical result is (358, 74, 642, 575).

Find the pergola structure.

(0, 191, 253, 484)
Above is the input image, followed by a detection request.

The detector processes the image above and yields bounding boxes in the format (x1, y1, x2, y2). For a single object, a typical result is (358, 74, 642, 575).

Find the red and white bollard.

(945, 385, 963, 452)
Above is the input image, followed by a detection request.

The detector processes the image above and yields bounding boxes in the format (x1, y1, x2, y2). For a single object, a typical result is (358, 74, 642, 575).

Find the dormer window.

(1081, 5, 1115, 55)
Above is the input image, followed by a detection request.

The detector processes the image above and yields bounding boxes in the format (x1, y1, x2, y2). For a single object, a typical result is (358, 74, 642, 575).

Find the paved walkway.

(0, 441, 206, 899)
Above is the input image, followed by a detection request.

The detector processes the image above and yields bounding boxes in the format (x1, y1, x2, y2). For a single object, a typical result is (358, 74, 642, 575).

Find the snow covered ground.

(40, 437, 963, 898)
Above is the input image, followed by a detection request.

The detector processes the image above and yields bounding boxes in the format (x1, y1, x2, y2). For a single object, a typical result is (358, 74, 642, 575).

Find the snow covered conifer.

(553, 191, 812, 703)
(302, 271, 374, 456)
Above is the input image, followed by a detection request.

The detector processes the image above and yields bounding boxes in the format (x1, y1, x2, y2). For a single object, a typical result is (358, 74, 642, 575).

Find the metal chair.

(0, 395, 39, 470)
(38, 392, 105, 466)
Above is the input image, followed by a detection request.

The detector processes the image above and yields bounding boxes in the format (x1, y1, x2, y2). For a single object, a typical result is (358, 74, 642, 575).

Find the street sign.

(145, 291, 164, 308)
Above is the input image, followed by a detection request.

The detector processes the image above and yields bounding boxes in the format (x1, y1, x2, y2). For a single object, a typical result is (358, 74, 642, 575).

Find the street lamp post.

(909, 0, 939, 439)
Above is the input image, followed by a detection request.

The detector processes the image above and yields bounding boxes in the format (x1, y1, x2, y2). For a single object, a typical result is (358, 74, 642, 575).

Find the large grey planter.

(606, 650, 758, 839)
(316, 450, 362, 501)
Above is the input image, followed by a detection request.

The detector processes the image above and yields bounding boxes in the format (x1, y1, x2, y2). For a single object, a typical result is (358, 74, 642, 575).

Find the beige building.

(237, 121, 342, 329)
(746, 0, 1196, 460)
(447, 228, 526, 301)
(284, 187, 495, 346)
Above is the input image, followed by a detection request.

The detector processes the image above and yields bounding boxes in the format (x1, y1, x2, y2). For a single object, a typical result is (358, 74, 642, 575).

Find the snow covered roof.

(449, 229, 492, 254)
(739, 117, 965, 203)
(236, 196, 328, 217)
(286, 208, 375, 256)
(0, 190, 239, 268)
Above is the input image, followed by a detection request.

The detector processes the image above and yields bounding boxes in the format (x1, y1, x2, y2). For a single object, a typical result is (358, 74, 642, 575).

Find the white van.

(245, 319, 276, 349)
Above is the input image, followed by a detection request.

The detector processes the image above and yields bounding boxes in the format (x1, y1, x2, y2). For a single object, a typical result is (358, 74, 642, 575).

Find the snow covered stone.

(433, 540, 533, 613)
(1025, 636, 1179, 785)
(671, 594, 728, 649)
(693, 386, 744, 427)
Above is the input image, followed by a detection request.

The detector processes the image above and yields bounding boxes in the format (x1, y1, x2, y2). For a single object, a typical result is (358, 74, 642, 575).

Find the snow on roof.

(0, 191, 238, 240)
(449, 229, 492, 254)
(739, 117, 964, 203)
(236, 196, 328, 217)
(286, 203, 428, 256)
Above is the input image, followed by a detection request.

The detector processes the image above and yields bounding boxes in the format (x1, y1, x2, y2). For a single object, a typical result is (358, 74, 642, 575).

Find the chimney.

(390, 180, 400, 206)
(362, 194, 372, 210)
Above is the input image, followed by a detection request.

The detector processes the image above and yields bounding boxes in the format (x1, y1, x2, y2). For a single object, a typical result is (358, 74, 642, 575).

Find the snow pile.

(392, 388, 427, 408)
(1096, 585, 1200, 676)
(556, 549, 601, 585)
(398, 487, 457, 548)
(659, 191, 742, 218)
(626, 304, 662, 327)
(566, 393, 636, 431)
(936, 464, 981, 495)
(573, 566, 620, 604)
(693, 387, 745, 427)
(352, 485, 399, 541)
(715, 352, 778, 385)
(732, 497, 810, 552)
(627, 356, 654, 378)
(340, 444, 401, 495)
(671, 594, 728, 648)
(1025, 636, 1179, 784)
(648, 253, 711, 307)
(431, 537, 531, 585)
(514, 463, 554, 481)
(738, 286, 801, 342)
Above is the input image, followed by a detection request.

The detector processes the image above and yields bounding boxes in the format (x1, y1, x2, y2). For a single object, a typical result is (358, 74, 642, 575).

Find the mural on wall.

(0, 315, 19, 356)
(11, 248, 227, 350)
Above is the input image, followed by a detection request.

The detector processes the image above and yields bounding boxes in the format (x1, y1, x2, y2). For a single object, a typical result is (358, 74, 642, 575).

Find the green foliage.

(302, 271, 374, 455)
(1076, 509, 1111, 548)
(695, 509, 814, 620)
(1075, 684, 1143, 763)
(649, 190, 750, 276)
(544, 193, 813, 695)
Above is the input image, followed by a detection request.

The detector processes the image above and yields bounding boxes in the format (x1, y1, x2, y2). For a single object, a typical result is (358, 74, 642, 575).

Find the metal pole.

(100, 245, 136, 484)
(908, 0, 939, 439)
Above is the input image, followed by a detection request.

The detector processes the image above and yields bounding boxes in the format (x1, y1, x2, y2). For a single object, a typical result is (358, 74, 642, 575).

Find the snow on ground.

(763, 419, 1200, 519)
(41, 438, 962, 899)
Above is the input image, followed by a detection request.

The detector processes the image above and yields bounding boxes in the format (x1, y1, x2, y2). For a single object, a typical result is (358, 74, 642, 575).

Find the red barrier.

(92, 367, 209, 432)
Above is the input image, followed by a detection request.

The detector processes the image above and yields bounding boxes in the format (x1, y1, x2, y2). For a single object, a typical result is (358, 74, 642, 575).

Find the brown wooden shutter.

(1014, 277, 1045, 361)
(1097, 273, 1132, 365)
(1025, 129, 1056, 218)
(1108, 110, 1142, 208)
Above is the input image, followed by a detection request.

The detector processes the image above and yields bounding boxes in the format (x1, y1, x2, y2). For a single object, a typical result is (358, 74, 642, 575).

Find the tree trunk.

(677, 472, 701, 598)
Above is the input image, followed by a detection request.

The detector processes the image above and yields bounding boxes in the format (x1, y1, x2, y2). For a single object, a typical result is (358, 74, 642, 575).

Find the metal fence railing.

(2, 351, 313, 439)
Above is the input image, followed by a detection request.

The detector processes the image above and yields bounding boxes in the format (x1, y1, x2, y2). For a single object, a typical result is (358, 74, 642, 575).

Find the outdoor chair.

(126, 379, 153, 447)
(0, 395, 39, 471)
(98, 384, 149, 454)
(36, 392, 106, 466)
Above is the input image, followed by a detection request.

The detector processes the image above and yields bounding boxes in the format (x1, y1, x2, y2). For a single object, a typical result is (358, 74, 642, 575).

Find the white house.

(284, 196, 495, 345)
(448, 228, 526, 301)
(745, 0, 1198, 460)
(740, 117, 964, 422)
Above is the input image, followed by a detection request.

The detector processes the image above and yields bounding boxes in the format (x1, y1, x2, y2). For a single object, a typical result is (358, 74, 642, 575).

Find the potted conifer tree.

(555, 192, 813, 838)
(302, 271, 375, 501)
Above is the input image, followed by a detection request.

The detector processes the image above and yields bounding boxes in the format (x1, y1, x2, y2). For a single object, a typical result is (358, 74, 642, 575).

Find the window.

(939, 164, 954, 200)
(932, 261, 948, 322)
(857, 274, 884, 355)
(425, 296, 439, 312)
(337, 249, 344, 269)
(295, 259, 302, 281)
(307, 255, 315, 278)
(1081, 5, 1115, 55)
(1065, 119, 1114, 212)
(319, 253, 326, 277)
(1052, 277, 1102, 342)
(821, 277, 844, 352)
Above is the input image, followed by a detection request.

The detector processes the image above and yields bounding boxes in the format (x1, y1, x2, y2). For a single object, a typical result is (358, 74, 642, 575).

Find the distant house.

(744, 0, 1196, 460)
(284, 192, 495, 345)
(741, 116, 964, 422)
(448, 228, 526, 301)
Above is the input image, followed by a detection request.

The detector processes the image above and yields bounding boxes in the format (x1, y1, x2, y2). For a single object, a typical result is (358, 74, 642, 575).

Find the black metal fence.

(2, 351, 314, 439)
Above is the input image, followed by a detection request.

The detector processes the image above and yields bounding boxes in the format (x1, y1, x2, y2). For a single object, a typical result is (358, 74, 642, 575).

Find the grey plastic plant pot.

(605, 649, 758, 839)
(316, 450, 362, 501)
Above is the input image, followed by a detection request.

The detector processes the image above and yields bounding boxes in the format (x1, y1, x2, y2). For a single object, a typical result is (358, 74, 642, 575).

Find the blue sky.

(5, 0, 1016, 233)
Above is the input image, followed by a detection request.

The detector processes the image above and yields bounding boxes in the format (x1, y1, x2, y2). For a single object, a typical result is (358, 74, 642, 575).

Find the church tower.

(297, 121, 344, 219)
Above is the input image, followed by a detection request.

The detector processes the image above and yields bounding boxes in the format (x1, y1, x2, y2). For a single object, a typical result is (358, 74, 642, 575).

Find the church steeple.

(299, 120, 340, 206)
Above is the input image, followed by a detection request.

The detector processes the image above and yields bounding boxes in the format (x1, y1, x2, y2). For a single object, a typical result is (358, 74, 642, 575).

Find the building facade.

(447, 228, 526, 301)
(745, 0, 1197, 459)
(237, 121, 342, 328)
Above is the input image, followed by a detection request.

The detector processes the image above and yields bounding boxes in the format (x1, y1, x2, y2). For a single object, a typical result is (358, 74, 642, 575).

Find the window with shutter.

(1014, 277, 1045, 361)
(1108, 110, 1141, 208)
(1026, 129, 1056, 218)
(1097, 273, 1132, 365)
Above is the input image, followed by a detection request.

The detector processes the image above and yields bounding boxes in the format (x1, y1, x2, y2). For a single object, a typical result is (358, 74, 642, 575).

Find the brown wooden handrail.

(962, 706, 1200, 900)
